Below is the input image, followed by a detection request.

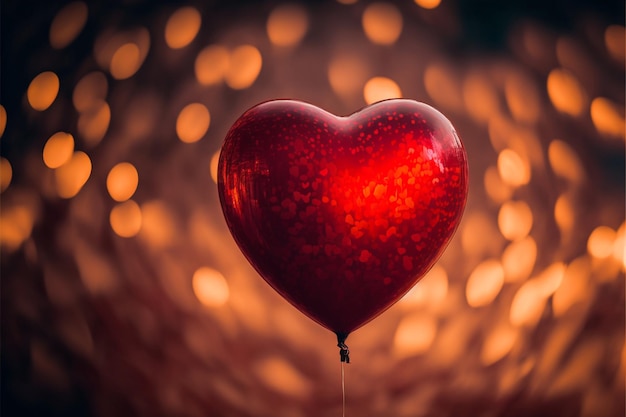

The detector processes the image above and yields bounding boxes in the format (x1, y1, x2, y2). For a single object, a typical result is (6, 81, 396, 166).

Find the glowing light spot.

(0, 105, 6, 137)
(534, 262, 565, 296)
(509, 280, 547, 327)
(254, 357, 311, 398)
(497, 148, 530, 187)
(461, 210, 502, 258)
(110, 43, 141, 80)
(415, 0, 442, 9)
(554, 193, 575, 234)
(466, 259, 504, 307)
(54, 151, 92, 198)
(504, 72, 539, 124)
(43, 132, 74, 169)
(547, 68, 585, 116)
(548, 139, 584, 183)
(139, 200, 175, 249)
(225, 45, 262, 90)
(110, 200, 142, 238)
(267, 4, 309, 47)
(75, 244, 118, 295)
(393, 313, 437, 357)
(176, 103, 210, 143)
(363, 76, 401, 104)
(605, 25, 625, 63)
(106, 162, 139, 202)
(487, 114, 516, 152)
(27, 71, 60, 111)
(362, 3, 403, 45)
(94, 28, 150, 74)
(400, 264, 448, 310)
(73, 71, 108, 112)
(481, 325, 518, 365)
(590, 97, 625, 139)
(210, 150, 220, 184)
(462, 72, 499, 123)
(0, 205, 36, 251)
(0, 158, 12, 192)
(165, 6, 201, 49)
(613, 223, 626, 271)
(553, 256, 591, 316)
(502, 236, 536, 282)
(195, 45, 230, 86)
(49, 2, 88, 49)
(328, 55, 368, 98)
(424, 64, 462, 111)
(587, 226, 616, 259)
(77, 100, 110, 145)
(498, 201, 533, 241)
(192, 267, 229, 307)
(484, 166, 512, 203)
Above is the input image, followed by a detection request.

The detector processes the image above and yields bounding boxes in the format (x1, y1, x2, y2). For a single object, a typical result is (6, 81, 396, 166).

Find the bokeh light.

(363, 76, 401, 104)
(466, 259, 504, 307)
(605, 25, 625, 63)
(547, 68, 586, 116)
(54, 151, 92, 198)
(501, 236, 537, 282)
(328, 55, 369, 98)
(195, 45, 230, 86)
(176, 103, 210, 143)
(27, 71, 60, 111)
(462, 72, 499, 123)
(0, 105, 6, 137)
(43, 132, 75, 169)
(498, 200, 533, 241)
(362, 3, 403, 45)
(393, 313, 437, 357)
(49, 2, 88, 49)
(481, 325, 517, 365)
(77, 100, 110, 145)
(253, 357, 312, 399)
(210, 151, 220, 184)
(165, 7, 202, 49)
(497, 148, 530, 187)
(590, 97, 625, 139)
(415, 0, 442, 9)
(267, 4, 309, 47)
(224, 45, 262, 90)
(110, 200, 142, 238)
(0, 157, 12, 192)
(587, 226, 617, 259)
(548, 139, 584, 184)
(73, 71, 108, 112)
(110, 43, 142, 80)
(107, 162, 139, 202)
(192, 267, 230, 308)
(424, 64, 462, 111)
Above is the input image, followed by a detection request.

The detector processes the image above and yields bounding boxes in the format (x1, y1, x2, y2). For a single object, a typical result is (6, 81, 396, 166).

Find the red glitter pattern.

(218, 99, 468, 335)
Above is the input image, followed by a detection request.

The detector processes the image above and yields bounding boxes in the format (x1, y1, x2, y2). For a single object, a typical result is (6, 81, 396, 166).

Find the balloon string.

(341, 360, 346, 417)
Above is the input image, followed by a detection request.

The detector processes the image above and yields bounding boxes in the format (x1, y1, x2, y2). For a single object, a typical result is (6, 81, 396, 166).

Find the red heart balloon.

(218, 99, 468, 342)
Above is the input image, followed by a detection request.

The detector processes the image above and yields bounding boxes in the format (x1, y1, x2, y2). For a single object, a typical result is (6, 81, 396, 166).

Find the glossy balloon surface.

(218, 99, 468, 336)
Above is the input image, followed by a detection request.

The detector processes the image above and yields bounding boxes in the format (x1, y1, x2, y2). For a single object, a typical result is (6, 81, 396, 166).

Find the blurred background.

(1, 0, 625, 416)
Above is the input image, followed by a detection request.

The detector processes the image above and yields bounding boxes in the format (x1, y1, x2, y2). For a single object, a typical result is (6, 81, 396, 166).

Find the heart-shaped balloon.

(218, 99, 468, 346)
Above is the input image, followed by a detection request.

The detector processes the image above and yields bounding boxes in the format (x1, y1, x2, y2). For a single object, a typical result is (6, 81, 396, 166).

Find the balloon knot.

(336, 333, 350, 363)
